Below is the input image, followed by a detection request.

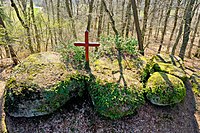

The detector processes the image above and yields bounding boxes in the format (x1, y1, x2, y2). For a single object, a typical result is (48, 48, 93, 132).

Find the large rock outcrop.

(4, 52, 87, 117)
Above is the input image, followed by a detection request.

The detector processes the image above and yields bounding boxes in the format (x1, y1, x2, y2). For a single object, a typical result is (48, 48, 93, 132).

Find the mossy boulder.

(190, 73, 200, 95)
(140, 54, 187, 83)
(153, 62, 187, 81)
(152, 54, 184, 68)
(4, 52, 87, 117)
(89, 58, 145, 119)
(146, 72, 186, 106)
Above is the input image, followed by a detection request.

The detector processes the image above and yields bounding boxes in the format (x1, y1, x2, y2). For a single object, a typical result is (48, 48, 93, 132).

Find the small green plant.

(121, 38, 138, 55)
(56, 41, 85, 69)
(88, 79, 145, 119)
(99, 35, 138, 58)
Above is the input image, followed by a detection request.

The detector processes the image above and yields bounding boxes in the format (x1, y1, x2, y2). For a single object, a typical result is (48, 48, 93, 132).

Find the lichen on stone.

(4, 52, 88, 117)
(152, 54, 184, 68)
(153, 62, 187, 81)
(145, 72, 186, 106)
(140, 54, 187, 84)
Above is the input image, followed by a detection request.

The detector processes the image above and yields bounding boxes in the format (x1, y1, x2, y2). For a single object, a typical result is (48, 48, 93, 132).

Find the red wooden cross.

(74, 30, 100, 64)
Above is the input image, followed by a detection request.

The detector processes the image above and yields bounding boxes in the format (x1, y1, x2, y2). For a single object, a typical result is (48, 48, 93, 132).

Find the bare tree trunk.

(155, 5, 164, 40)
(146, 0, 157, 47)
(4, 45, 10, 58)
(122, 0, 132, 38)
(30, 0, 41, 52)
(65, 0, 77, 39)
(86, 0, 95, 31)
(10, 0, 34, 53)
(121, 0, 126, 36)
(171, 21, 183, 55)
(97, 0, 104, 41)
(0, 47, 3, 59)
(179, 0, 196, 60)
(102, 0, 127, 86)
(44, 0, 53, 50)
(131, 0, 144, 55)
(171, 2, 188, 55)
(93, 0, 99, 31)
(158, 0, 173, 53)
(137, 0, 142, 15)
(57, 0, 62, 41)
(166, 0, 181, 53)
(142, 0, 151, 44)
(194, 38, 200, 58)
(50, 0, 58, 45)
(187, 13, 200, 58)
(0, 15, 18, 65)
(125, 1, 132, 38)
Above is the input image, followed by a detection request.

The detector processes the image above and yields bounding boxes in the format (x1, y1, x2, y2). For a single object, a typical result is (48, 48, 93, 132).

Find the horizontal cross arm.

(74, 42, 100, 47)
(74, 42, 85, 46)
(88, 42, 100, 47)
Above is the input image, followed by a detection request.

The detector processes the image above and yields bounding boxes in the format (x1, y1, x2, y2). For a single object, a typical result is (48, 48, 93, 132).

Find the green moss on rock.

(190, 73, 200, 96)
(140, 54, 187, 83)
(89, 58, 145, 119)
(153, 62, 187, 81)
(88, 80, 144, 119)
(146, 72, 186, 106)
(4, 52, 88, 117)
(152, 54, 184, 68)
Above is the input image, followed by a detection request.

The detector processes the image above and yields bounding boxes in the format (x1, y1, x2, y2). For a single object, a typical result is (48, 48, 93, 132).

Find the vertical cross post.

(74, 30, 100, 70)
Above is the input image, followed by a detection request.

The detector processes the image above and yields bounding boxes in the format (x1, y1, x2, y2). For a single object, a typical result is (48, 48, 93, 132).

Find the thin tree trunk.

(166, 0, 181, 53)
(171, 20, 183, 55)
(179, 0, 196, 60)
(4, 45, 10, 58)
(97, 0, 104, 41)
(121, 0, 126, 36)
(131, 0, 144, 55)
(45, 0, 53, 50)
(187, 13, 200, 58)
(102, 0, 127, 86)
(93, 0, 99, 31)
(146, 0, 157, 47)
(107, 21, 110, 35)
(142, 0, 150, 44)
(57, 0, 62, 40)
(50, 0, 58, 45)
(86, 0, 95, 31)
(30, 0, 41, 52)
(0, 47, 3, 59)
(65, 0, 77, 39)
(0, 15, 18, 65)
(137, 0, 142, 15)
(194, 38, 200, 58)
(158, 0, 174, 53)
(10, 0, 34, 53)
(125, 2, 132, 38)
(171, 2, 188, 55)
(122, 0, 132, 38)
(155, 5, 164, 40)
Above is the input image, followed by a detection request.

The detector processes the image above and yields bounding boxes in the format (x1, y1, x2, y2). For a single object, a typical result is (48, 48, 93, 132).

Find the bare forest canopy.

(0, 0, 199, 65)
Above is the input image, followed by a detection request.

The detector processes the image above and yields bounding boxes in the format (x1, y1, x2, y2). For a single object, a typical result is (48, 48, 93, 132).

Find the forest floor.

(0, 45, 200, 132)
